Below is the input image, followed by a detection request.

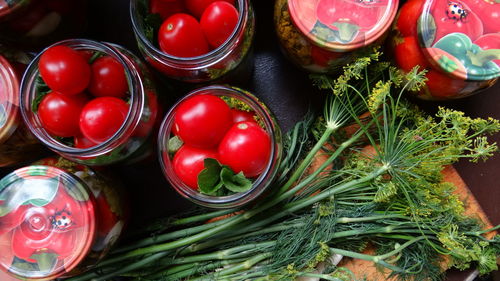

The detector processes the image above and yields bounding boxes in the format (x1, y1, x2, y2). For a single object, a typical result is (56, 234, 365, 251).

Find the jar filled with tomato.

(0, 160, 126, 280)
(0, 0, 87, 50)
(391, 0, 500, 100)
(20, 39, 160, 166)
(274, 0, 398, 73)
(0, 48, 46, 167)
(158, 85, 282, 208)
(130, 0, 255, 83)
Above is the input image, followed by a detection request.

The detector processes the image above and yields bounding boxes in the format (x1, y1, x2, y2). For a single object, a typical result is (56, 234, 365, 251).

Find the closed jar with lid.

(20, 39, 160, 166)
(274, 0, 398, 73)
(0, 159, 126, 280)
(391, 0, 500, 100)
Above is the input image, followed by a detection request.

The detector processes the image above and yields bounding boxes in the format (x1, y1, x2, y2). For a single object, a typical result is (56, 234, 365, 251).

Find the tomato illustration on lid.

(287, 0, 399, 51)
(0, 166, 96, 280)
(418, 0, 500, 81)
(0, 55, 20, 146)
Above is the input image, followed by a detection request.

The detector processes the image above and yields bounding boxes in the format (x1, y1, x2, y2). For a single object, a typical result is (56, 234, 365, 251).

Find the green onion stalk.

(70, 50, 500, 281)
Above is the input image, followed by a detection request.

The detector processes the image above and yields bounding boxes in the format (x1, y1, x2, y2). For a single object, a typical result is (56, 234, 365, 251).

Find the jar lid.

(0, 0, 24, 19)
(0, 166, 96, 280)
(0, 55, 20, 145)
(287, 0, 399, 52)
(418, 0, 500, 81)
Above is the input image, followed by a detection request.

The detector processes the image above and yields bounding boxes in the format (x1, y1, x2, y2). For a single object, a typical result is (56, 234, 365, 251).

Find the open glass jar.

(158, 85, 282, 208)
(390, 0, 500, 100)
(130, 0, 255, 83)
(20, 39, 160, 166)
(274, 0, 398, 73)
(0, 160, 126, 280)
(0, 49, 45, 167)
(0, 0, 87, 50)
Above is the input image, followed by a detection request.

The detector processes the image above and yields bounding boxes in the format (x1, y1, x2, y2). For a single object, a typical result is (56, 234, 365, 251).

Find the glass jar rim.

(19, 39, 144, 158)
(0, 55, 20, 144)
(129, 0, 248, 66)
(157, 85, 282, 208)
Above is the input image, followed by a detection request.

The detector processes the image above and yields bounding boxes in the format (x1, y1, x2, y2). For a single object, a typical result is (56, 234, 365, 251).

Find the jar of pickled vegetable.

(0, 0, 87, 50)
(20, 39, 160, 166)
(130, 0, 255, 84)
(274, 0, 399, 73)
(0, 48, 46, 167)
(391, 0, 500, 100)
(0, 159, 126, 280)
(158, 85, 282, 208)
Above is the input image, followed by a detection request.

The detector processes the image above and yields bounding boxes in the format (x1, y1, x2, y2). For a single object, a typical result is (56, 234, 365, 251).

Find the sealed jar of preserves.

(391, 0, 500, 100)
(0, 48, 46, 167)
(274, 0, 398, 73)
(0, 159, 126, 280)
(0, 0, 87, 50)
(130, 0, 255, 84)
(158, 85, 282, 208)
(20, 39, 160, 166)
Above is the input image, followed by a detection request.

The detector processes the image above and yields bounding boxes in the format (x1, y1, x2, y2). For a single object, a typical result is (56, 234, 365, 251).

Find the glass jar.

(20, 39, 160, 166)
(0, 0, 87, 50)
(390, 0, 500, 100)
(0, 160, 126, 280)
(0, 48, 46, 167)
(130, 0, 255, 84)
(274, 0, 398, 73)
(158, 85, 282, 208)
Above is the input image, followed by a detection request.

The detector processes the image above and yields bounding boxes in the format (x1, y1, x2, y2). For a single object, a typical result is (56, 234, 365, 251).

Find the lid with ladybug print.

(0, 165, 96, 280)
(418, 0, 500, 81)
(287, 0, 399, 52)
(0, 55, 20, 145)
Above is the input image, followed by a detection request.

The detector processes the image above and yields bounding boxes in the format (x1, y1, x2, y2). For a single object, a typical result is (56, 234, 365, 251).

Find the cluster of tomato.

(37, 45, 130, 148)
(171, 94, 271, 190)
(151, 0, 239, 57)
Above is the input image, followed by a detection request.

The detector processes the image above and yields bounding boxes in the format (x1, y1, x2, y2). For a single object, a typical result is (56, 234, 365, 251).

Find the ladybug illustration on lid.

(446, 1, 469, 22)
(51, 208, 74, 230)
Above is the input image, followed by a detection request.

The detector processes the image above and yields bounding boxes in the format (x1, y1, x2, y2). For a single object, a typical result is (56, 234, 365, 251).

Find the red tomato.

(88, 56, 129, 98)
(231, 109, 255, 123)
(395, 0, 424, 37)
(158, 13, 209, 58)
(425, 69, 466, 99)
(174, 94, 233, 148)
(74, 135, 98, 149)
(38, 45, 91, 95)
(218, 121, 271, 178)
(79, 97, 129, 143)
(38, 92, 88, 137)
(310, 44, 342, 67)
(150, 0, 185, 20)
(200, 1, 239, 48)
(394, 36, 430, 73)
(185, 0, 235, 19)
(172, 145, 218, 189)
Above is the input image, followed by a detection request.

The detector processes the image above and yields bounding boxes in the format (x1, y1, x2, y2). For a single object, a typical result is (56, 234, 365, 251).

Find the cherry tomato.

(231, 109, 255, 123)
(395, 0, 424, 37)
(218, 121, 271, 178)
(158, 13, 209, 58)
(88, 56, 129, 98)
(310, 44, 342, 68)
(79, 97, 129, 143)
(150, 0, 185, 20)
(174, 94, 233, 148)
(38, 92, 88, 137)
(39, 45, 91, 95)
(74, 135, 98, 149)
(394, 36, 429, 73)
(425, 70, 466, 99)
(200, 1, 239, 48)
(185, 0, 235, 19)
(172, 145, 218, 189)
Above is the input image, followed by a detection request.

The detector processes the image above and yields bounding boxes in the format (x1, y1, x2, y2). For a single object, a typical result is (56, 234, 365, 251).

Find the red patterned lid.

(288, 0, 399, 51)
(0, 55, 20, 145)
(0, 166, 96, 280)
(418, 0, 500, 81)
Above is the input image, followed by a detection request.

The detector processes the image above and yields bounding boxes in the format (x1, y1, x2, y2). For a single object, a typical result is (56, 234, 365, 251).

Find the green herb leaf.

(32, 76, 51, 113)
(54, 136, 75, 147)
(168, 136, 183, 156)
(89, 51, 105, 64)
(220, 169, 253, 193)
(198, 158, 224, 195)
(144, 13, 162, 43)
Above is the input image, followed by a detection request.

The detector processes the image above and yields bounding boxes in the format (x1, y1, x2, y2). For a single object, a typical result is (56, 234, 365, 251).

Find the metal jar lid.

(0, 55, 20, 145)
(418, 0, 500, 81)
(0, 165, 96, 280)
(287, 0, 399, 52)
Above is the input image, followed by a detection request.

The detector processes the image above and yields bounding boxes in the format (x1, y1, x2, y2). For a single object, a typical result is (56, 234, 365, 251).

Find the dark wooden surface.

(0, 0, 498, 280)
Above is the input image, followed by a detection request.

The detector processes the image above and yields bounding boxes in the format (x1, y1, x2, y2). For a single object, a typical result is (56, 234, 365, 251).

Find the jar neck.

(20, 39, 144, 157)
